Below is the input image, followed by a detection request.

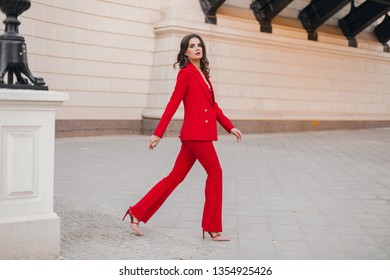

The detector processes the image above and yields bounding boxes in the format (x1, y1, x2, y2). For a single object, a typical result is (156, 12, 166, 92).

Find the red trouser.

(131, 140, 223, 232)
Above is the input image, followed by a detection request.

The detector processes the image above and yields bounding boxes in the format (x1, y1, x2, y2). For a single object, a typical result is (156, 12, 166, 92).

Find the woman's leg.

(131, 142, 196, 223)
(182, 141, 223, 232)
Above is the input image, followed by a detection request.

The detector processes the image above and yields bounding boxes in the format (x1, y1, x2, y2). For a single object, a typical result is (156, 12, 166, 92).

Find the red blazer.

(154, 62, 234, 141)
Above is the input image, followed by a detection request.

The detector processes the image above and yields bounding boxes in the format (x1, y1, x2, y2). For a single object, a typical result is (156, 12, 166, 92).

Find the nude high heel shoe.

(202, 230, 230, 241)
(122, 207, 143, 236)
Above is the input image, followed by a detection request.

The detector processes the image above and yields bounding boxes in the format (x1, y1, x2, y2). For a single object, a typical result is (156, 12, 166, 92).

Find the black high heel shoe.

(122, 207, 143, 236)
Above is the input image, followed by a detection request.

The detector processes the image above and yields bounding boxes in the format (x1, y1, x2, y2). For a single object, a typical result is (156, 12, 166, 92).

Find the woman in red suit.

(123, 34, 242, 241)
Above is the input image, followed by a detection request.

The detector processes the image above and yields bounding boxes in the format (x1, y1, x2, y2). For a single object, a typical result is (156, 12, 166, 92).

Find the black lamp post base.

(0, 0, 48, 90)
(0, 83, 48, 90)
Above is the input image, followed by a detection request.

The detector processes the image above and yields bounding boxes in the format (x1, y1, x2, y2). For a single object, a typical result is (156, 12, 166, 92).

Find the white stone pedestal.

(0, 89, 68, 259)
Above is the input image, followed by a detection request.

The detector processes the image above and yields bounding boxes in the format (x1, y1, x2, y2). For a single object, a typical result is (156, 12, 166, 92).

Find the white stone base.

(0, 89, 68, 259)
(0, 213, 60, 260)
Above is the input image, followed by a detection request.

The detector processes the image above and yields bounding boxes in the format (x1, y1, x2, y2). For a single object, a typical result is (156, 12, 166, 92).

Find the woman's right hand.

(149, 135, 161, 150)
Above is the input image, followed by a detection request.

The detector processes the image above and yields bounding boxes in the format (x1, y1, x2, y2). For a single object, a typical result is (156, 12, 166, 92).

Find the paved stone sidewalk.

(54, 128, 390, 260)
(55, 203, 213, 259)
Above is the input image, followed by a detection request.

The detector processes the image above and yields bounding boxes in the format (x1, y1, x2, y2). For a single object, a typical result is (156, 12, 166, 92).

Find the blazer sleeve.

(214, 101, 235, 133)
(153, 69, 189, 138)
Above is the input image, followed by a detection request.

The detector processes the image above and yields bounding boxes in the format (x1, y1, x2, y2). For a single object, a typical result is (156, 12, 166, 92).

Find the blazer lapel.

(187, 62, 214, 105)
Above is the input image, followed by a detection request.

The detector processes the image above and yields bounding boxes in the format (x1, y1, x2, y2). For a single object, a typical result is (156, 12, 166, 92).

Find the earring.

(184, 55, 189, 64)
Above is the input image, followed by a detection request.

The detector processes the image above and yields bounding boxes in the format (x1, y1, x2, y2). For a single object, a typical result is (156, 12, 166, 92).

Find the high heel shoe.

(202, 230, 230, 241)
(122, 207, 143, 236)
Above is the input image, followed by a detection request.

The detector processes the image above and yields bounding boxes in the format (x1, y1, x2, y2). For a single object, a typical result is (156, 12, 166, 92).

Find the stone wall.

(18, 0, 160, 122)
(1, 0, 388, 136)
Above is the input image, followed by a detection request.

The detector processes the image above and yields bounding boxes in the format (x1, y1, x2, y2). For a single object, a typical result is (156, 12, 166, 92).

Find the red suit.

(131, 62, 234, 232)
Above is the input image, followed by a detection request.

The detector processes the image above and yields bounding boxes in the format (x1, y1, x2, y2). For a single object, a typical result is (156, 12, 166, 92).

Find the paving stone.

(54, 128, 390, 259)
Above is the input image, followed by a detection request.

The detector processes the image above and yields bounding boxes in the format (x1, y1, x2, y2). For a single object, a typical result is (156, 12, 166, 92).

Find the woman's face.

(185, 37, 203, 62)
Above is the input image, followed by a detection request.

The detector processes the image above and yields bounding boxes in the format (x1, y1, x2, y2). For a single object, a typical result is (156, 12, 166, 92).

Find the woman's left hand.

(149, 135, 161, 150)
(230, 128, 242, 142)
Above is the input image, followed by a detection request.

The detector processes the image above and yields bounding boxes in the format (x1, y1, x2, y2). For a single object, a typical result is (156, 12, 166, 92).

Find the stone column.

(0, 89, 68, 259)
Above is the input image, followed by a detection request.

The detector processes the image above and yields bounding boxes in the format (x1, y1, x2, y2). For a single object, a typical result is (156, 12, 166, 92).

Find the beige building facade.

(3, 0, 390, 137)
